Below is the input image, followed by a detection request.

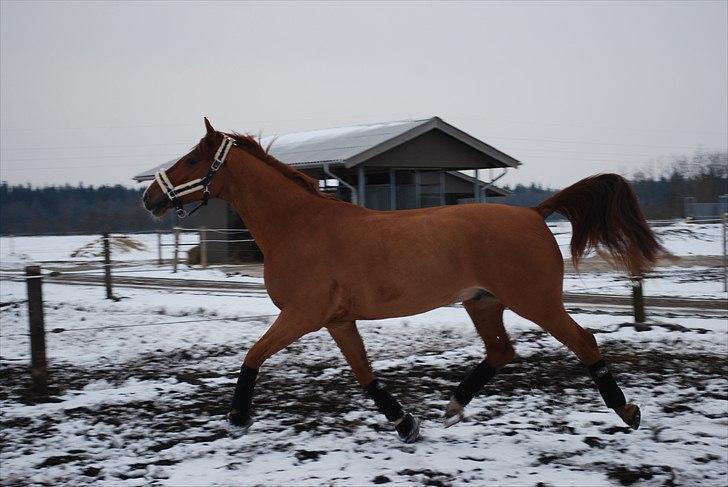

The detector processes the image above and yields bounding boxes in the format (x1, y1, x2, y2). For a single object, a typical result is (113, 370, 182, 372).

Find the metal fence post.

(631, 275, 646, 323)
(173, 227, 180, 273)
(157, 231, 163, 266)
(26, 265, 48, 394)
(200, 227, 208, 268)
(103, 232, 113, 300)
(723, 211, 727, 293)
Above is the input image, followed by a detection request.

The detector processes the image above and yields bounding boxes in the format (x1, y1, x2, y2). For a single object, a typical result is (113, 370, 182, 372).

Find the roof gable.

(343, 117, 520, 169)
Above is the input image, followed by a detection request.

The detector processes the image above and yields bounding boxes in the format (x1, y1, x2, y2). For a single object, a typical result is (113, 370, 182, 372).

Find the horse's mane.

(226, 132, 336, 200)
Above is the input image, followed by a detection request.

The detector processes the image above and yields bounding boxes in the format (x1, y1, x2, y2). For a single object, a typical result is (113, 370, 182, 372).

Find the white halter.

(155, 135, 235, 218)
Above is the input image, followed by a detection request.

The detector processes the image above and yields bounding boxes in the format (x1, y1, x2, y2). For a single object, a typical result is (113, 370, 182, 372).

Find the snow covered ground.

(1, 220, 726, 486)
(547, 220, 726, 258)
(1, 278, 726, 486)
(563, 265, 726, 299)
(0, 232, 190, 265)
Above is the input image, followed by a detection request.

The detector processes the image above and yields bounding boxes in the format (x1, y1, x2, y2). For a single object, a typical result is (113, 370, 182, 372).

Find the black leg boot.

(445, 360, 498, 427)
(588, 359, 640, 430)
(228, 364, 257, 430)
(365, 379, 420, 443)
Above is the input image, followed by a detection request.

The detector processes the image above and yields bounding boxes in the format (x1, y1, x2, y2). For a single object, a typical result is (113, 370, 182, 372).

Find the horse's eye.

(186, 157, 197, 165)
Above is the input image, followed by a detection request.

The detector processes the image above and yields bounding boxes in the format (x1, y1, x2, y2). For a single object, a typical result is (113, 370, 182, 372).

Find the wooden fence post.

(173, 227, 180, 273)
(631, 275, 645, 323)
(200, 227, 208, 268)
(103, 232, 113, 300)
(157, 231, 163, 266)
(26, 265, 48, 394)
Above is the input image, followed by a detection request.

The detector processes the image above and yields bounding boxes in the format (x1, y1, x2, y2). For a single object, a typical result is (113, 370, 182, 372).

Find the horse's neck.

(221, 153, 325, 253)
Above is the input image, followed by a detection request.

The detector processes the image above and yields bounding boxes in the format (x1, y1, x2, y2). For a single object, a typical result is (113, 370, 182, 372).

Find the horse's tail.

(535, 173, 664, 275)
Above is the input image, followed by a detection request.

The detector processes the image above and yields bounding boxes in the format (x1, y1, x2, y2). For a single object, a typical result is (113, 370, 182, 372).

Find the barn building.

(134, 117, 521, 262)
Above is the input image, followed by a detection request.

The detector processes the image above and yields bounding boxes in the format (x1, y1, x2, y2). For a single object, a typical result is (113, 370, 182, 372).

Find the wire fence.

(2, 217, 726, 277)
(1, 314, 277, 339)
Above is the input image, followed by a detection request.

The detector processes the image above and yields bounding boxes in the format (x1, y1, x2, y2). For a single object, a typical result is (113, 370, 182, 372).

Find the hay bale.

(187, 245, 201, 265)
(71, 235, 146, 257)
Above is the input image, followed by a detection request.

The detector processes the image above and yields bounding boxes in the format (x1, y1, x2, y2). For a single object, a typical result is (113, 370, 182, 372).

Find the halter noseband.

(154, 135, 235, 218)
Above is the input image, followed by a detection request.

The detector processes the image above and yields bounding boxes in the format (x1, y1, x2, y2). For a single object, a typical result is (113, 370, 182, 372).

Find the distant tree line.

(0, 184, 174, 235)
(501, 151, 727, 220)
(0, 151, 725, 235)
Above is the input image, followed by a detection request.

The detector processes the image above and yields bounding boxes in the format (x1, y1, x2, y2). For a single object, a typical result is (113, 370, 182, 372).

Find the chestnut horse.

(143, 119, 662, 442)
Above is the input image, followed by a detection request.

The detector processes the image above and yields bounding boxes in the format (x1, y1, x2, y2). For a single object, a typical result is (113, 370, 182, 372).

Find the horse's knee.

(243, 349, 265, 369)
(577, 327, 601, 365)
(243, 342, 271, 369)
(487, 342, 516, 369)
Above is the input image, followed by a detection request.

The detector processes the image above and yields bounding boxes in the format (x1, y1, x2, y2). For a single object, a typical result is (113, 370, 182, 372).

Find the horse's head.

(143, 118, 232, 218)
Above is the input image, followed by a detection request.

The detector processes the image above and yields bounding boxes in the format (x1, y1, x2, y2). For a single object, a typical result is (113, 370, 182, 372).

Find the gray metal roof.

(261, 119, 427, 167)
(133, 116, 520, 182)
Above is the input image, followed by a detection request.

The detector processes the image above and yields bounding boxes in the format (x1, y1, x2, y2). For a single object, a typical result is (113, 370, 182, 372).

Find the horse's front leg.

(327, 321, 421, 443)
(228, 310, 320, 430)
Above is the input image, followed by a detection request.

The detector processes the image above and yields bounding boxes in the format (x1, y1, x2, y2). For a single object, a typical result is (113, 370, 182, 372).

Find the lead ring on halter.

(154, 135, 235, 218)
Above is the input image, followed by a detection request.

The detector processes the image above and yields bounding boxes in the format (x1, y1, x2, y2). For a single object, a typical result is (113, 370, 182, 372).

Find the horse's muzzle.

(142, 188, 169, 217)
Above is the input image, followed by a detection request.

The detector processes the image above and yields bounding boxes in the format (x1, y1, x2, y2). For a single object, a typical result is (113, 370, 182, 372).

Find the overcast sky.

(1, 1, 726, 189)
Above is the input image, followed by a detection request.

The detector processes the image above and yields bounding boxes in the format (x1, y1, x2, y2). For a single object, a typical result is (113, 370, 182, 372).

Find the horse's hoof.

(617, 403, 641, 430)
(395, 413, 421, 443)
(443, 397, 464, 428)
(227, 409, 253, 432)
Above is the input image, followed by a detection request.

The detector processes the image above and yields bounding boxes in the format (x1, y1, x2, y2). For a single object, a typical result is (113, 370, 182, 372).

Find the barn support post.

(25, 265, 48, 395)
(173, 227, 180, 273)
(389, 168, 396, 210)
(474, 169, 480, 203)
(631, 275, 646, 323)
(200, 227, 208, 268)
(357, 165, 366, 208)
(439, 170, 446, 206)
(415, 170, 421, 207)
(103, 232, 113, 300)
(684, 197, 696, 219)
(157, 231, 163, 266)
(323, 163, 357, 205)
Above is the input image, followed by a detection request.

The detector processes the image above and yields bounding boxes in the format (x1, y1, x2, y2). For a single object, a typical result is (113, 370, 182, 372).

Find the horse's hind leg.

(327, 321, 420, 443)
(445, 293, 514, 427)
(519, 304, 641, 429)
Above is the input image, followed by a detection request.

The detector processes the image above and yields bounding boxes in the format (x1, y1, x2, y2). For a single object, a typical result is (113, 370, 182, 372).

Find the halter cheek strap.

(155, 135, 235, 218)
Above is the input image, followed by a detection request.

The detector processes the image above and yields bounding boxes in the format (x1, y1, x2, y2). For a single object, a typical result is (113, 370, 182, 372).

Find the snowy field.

(1, 220, 726, 300)
(1, 221, 726, 486)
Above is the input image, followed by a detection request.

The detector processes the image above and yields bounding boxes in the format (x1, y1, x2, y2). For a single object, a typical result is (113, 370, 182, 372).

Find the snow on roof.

(261, 119, 428, 166)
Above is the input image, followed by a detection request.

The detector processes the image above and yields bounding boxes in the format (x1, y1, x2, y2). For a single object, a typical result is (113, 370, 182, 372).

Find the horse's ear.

(204, 117, 215, 136)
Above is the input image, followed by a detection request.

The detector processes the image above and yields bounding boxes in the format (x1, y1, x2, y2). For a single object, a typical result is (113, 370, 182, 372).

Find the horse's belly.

(351, 277, 478, 320)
